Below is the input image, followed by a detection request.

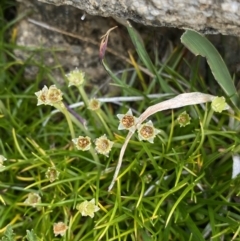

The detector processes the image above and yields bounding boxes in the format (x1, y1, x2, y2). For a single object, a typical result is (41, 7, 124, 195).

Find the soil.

(14, 0, 240, 95)
(14, 0, 182, 92)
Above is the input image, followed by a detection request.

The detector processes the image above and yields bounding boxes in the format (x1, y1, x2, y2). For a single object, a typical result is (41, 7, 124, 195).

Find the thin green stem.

(68, 112, 92, 137)
(205, 107, 214, 129)
(54, 103, 100, 165)
(96, 110, 113, 139)
(12, 128, 27, 160)
(77, 85, 89, 107)
(89, 146, 100, 168)
(55, 102, 75, 139)
(167, 110, 174, 152)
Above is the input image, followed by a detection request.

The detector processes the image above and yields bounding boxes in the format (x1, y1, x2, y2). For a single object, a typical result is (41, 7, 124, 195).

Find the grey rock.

(15, 0, 240, 91)
(15, 0, 130, 93)
(38, 0, 240, 36)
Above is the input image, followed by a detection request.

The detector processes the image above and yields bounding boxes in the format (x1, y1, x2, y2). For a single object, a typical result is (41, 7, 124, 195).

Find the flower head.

(137, 120, 160, 143)
(117, 109, 138, 132)
(24, 193, 41, 208)
(46, 85, 63, 105)
(177, 111, 191, 127)
(66, 68, 85, 87)
(88, 98, 101, 111)
(45, 166, 60, 183)
(143, 173, 153, 184)
(53, 222, 68, 237)
(35, 85, 49, 106)
(95, 134, 114, 157)
(0, 155, 6, 172)
(76, 198, 100, 218)
(72, 136, 91, 151)
(35, 85, 63, 106)
(211, 96, 229, 113)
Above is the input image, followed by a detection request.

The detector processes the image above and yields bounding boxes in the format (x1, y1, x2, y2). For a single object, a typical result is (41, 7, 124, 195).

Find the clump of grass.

(1, 3, 240, 241)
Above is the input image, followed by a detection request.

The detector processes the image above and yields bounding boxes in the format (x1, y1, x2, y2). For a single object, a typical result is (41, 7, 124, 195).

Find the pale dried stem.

(108, 92, 215, 191)
(138, 92, 215, 123)
(100, 26, 118, 40)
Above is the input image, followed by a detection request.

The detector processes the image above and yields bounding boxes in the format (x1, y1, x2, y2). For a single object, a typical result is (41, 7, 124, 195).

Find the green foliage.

(0, 227, 39, 241)
(1, 1, 240, 240)
(25, 230, 40, 241)
(126, 22, 172, 93)
(0, 226, 15, 241)
(181, 29, 239, 109)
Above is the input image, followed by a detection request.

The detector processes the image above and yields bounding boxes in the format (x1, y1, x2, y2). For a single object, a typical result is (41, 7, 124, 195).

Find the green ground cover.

(1, 1, 240, 240)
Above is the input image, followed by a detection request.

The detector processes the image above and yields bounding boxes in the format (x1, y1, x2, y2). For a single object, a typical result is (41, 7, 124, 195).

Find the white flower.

(76, 198, 100, 218)
(88, 98, 101, 111)
(137, 120, 160, 143)
(35, 85, 49, 106)
(0, 155, 6, 171)
(46, 85, 63, 105)
(66, 68, 85, 87)
(53, 222, 68, 236)
(117, 109, 138, 132)
(72, 136, 91, 151)
(45, 166, 60, 183)
(24, 193, 41, 208)
(95, 134, 114, 157)
(35, 85, 63, 106)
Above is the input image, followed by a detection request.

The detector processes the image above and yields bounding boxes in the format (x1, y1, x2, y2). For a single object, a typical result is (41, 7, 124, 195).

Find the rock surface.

(15, 0, 129, 92)
(38, 0, 240, 36)
(16, 0, 182, 93)
(15, 0, 240, 91)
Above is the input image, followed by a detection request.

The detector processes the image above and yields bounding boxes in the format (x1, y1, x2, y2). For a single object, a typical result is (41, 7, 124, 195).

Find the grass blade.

(181, 29, 239, 109)
(183, 212, 206, 241)
(126, 22, 172, 93)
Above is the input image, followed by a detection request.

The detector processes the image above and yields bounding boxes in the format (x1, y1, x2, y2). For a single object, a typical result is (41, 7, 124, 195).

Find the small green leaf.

(25, 230, 39, 241)
(139, 230, 152, 241)
(0, 226, 15, 241)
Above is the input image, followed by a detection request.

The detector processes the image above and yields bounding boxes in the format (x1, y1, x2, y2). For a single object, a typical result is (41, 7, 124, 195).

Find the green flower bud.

(211, 96, 229, 113)
(143, 174, 153, 184)
(88, 98, 101, 111)
(66, 68, 85, 87)
(76, 198, 100, 218)
(24, 193, 41, 208)
(45, 166, 60, 183)
(177, 111, 191, 127)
